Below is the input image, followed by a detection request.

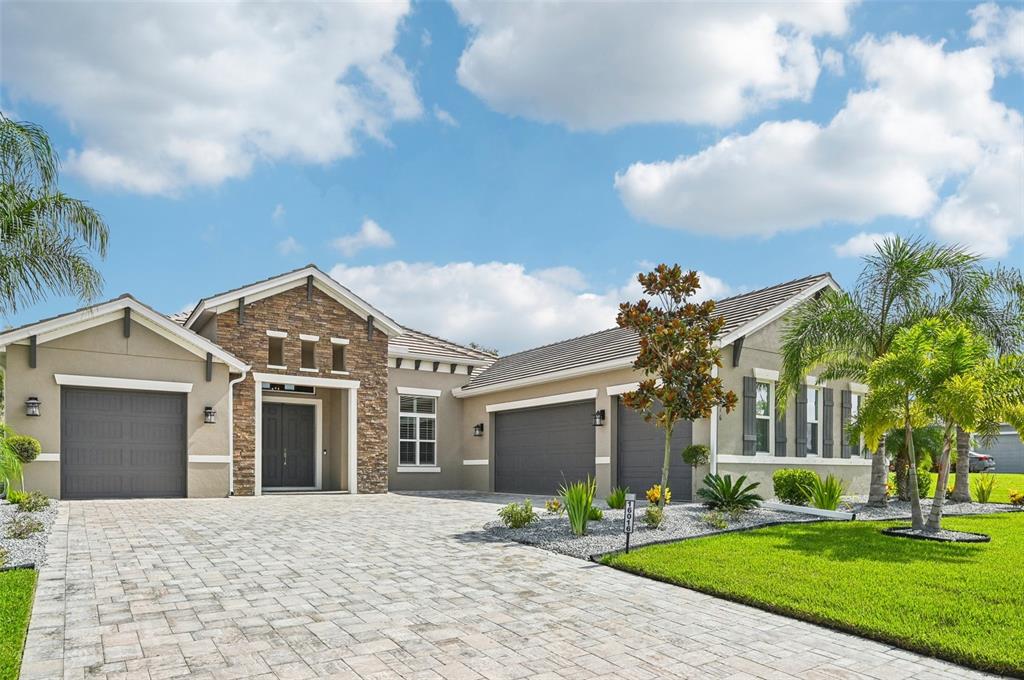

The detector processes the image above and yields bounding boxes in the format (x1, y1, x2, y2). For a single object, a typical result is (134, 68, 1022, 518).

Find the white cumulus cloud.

(0, 2, 421, 194)
(833, 232, 897, 258)
(970, 2, 1024, 73)
(276, 236, 302, 256)
(452, 1, 852, 130)
(615, 26, 1024, 257)
(272, 204, 286, 223)
(331, 219, 396, 257)
(329, 261, 730, 353)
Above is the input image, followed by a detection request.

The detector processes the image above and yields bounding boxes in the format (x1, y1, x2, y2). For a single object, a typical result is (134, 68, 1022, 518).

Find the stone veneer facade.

(213, 285, 390, 495)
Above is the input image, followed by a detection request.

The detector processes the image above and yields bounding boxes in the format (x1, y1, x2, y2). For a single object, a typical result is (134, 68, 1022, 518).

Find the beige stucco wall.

(719, 461, 871, 496)
(386, 367, 469, 491)
(5, 318, 232, 498)
(261, 387, 349, 491)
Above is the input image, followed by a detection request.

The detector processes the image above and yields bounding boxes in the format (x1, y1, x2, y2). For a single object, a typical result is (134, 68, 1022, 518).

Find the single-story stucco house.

(0, 265, 871, 501)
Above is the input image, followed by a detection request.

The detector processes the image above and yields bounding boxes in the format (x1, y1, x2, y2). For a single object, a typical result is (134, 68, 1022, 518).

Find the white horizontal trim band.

(849, 382, 869, 394)
(33, 453, 60, 462)
(54, 374, 193, 393)
(397, 386, 442, 397)
(805, 375, 818, 386)
(266, 364, 287, 370)
(486, 389, 598, 413)
(595, 457, 611, 465)
(396, 466, 441, 473)
(299, 334, 319, 342)
(330, 337, 350, 345)
(462, 459, 489, 466)
(717, 454, 872, 466)
(299, 367, 319, 373)
(753, 368, 779, 381)
(266, 330, 288, 338)
(607, 382, 639, 396)
(253, 372, 360, 390)
(189, 455, 231, 464)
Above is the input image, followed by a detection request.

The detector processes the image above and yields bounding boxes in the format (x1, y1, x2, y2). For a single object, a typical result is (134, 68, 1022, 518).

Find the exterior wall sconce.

(203, 406, 217, 424)
(472, 423, 484, 437)
(592, 409, 606, 427)
(25, 397, 41, 417)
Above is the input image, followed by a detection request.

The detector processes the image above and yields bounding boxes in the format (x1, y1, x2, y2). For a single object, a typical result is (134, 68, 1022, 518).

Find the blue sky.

(2, 1, 1021, 352)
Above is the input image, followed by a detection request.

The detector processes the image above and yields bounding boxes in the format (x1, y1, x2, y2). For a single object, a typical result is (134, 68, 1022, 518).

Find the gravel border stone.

(881, 526, 991, 543)
(0, 498, 59, 569)
(841, 497, 1020, 520)
(484, 502, 820, 560)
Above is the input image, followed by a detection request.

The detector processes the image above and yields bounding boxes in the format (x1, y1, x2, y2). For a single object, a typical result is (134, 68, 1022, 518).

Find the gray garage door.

(617, 400, 693, 501)
(61, 387, 187, 499)
(495, 401, 595, 495)
(980, 428, 1024, 474)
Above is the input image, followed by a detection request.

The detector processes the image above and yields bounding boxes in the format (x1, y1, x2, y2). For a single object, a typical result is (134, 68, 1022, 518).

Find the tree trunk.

(867, 438, 889, 507)
(894, 451, 911, 501)
(926, 424, 956, 532)
(905, 414, 924, 530)
(658, 424, 672, 524)
(949, 426, 972, 503)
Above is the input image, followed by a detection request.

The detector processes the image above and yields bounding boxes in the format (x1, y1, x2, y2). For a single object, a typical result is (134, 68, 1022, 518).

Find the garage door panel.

(617, 400, 693, 501)
(61, 387, 187, 499)
(495, 401, 595, 496)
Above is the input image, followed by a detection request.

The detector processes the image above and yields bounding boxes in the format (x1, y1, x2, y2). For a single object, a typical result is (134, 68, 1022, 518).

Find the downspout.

(710, 365, 719, 475)
(227, 366, 251, 496)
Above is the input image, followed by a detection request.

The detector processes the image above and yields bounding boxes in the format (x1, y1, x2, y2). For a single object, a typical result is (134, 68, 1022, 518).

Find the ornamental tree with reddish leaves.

(617, 264, 737, 519)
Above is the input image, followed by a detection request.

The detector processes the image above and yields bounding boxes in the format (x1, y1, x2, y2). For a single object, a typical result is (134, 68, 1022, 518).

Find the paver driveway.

(22, 493, 989, 680)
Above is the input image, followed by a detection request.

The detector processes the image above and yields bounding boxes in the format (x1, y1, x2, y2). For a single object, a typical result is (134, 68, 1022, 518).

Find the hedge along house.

(452, 273, 873, 500)
(1, 266, 868, 501)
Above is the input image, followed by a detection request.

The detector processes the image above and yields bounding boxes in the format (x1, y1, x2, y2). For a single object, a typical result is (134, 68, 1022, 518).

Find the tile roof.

(389, 328, 497, 365)
(460, 273, 834, 392)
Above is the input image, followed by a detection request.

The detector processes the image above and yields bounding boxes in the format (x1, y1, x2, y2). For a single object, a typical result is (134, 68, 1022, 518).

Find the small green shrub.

(6, 490, 49, 513)
(7, 436, 40, 464)
(698, 474, 763, 512)
(605, 486, 628, 509)
(973, 474, 996, 503)
(6, 515, 43, 539)
(559, 476, 597, 536)
(916, 467, 933, 498)
(497, 500, 538, 529)
(772, 469, 818, 505)
(681, 444, 710, 467)
(643, 505, 664, 529)
(701, 511, 728, 529)
(544, 498, 564, 515)
(801, 474, 846, 511)
(588, 506, 604, 521)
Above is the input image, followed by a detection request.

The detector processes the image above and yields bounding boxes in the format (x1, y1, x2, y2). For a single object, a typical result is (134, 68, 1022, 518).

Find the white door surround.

(262, 395, 323, 491)
(251, 372, 360, 496)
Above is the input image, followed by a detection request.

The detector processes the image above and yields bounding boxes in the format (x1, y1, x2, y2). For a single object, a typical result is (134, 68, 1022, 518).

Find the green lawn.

(930, 471, 1024, 503)
(0, 569, 37, 680)
(604, 513, 1024, 676)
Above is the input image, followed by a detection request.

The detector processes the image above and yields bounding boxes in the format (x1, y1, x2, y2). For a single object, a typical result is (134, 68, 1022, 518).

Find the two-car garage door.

(616, 400, 692, 501)
(61, 387, 187, 499)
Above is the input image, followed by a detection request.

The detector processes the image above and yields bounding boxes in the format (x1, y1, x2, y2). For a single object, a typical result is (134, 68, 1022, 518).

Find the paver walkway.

(22, 492, 992, 679)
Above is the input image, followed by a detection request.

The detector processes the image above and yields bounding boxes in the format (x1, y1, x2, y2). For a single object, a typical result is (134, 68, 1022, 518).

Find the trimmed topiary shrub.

(7, 436, 40, 465)
(681, 444, 710, 467)
(772, 469, 819, 505)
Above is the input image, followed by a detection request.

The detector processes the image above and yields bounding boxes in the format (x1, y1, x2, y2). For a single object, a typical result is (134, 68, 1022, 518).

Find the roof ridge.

(713, 272, 831, 305)
(396, 327, 498, 359)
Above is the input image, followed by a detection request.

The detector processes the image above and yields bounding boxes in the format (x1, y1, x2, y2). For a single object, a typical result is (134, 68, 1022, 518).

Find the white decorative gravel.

(0, 499, 59, 569)
(484, 503, 819, 560)
(841, 497, 1020, 521)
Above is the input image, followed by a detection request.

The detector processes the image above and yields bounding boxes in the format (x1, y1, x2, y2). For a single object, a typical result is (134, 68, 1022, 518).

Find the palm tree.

(0, 114, 108, 314)
(778, 237, 978, 506)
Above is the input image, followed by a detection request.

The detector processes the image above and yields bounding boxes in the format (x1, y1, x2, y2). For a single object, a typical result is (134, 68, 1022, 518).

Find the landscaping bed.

(484, 502, 819, 559)
(0, 497, 59, 569)
(844, 497, 1019, 521)
(603, 512, 1024, 677)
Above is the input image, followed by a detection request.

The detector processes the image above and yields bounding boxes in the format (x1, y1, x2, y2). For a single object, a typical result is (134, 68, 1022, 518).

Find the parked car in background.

(970, 451, 996, 473)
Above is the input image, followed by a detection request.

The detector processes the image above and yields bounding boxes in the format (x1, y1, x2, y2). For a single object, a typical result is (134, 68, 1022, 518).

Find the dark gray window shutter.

(775, 394, 787, 457)
(795, 386, 807, 457)
(840, 390, 852, 458)
(822, 387, 834, 458)
(742, 376, 756, 456)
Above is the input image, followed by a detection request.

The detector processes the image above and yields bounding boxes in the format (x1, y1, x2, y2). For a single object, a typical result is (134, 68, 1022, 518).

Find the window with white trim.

(268, 336, 284, 367)
(399, 395, 436, 466)
(301, 339, 316, 369)
(806, 386, 820, 455)
(755, 380, 773, 454)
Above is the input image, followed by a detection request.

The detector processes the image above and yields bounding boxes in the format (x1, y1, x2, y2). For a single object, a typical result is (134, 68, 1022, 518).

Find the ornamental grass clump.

(605, 486, 628, 509)
(973, 474, 997, 504)
(801, 474, 846, 511)
(559, 476, 596, 536)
